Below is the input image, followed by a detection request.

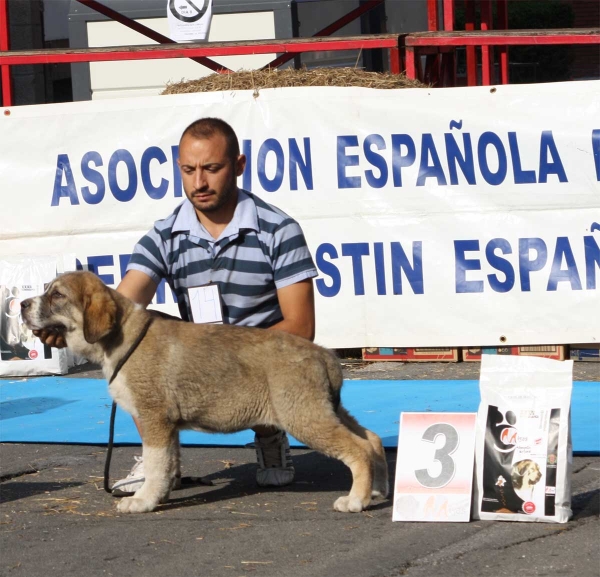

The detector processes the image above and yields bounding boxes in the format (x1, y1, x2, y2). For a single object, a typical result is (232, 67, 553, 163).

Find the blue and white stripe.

(127, 189, 317, 327)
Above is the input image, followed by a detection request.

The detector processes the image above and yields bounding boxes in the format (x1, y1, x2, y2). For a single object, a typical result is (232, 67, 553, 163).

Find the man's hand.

(32, 328, 67, 348)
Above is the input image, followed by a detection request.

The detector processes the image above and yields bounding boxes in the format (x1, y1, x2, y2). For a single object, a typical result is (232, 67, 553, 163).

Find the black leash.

(107, 317, 154, 386)
(103, 317, 154, 494)
(103, 400, 118, 494)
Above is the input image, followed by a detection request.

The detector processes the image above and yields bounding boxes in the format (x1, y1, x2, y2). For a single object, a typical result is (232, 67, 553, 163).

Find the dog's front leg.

(117, 428, 177, 514)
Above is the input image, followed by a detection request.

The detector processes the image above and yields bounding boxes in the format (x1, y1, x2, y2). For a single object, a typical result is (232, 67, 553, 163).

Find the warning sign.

(167, 0, 213, 42)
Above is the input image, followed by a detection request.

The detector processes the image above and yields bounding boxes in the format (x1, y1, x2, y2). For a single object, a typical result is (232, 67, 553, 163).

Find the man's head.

(177, 118, 246, 217)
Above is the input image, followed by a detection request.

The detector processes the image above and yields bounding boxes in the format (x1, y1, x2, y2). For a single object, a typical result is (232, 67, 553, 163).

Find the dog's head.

(20, 271, 118, 345)
(511, 459, 542, 490)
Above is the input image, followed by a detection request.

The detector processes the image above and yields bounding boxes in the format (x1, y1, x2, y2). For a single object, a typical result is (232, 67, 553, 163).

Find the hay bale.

(162, 67, 426, 95)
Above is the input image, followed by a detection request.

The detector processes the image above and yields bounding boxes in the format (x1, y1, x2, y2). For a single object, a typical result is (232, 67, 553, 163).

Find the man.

(37, 117, 318, 495)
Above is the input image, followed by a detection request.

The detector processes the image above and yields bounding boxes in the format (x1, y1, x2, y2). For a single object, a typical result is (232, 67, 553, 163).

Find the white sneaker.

(254, 431, 295, 487)
(111, 455, 145, 496)
(111, 456, 182, 497)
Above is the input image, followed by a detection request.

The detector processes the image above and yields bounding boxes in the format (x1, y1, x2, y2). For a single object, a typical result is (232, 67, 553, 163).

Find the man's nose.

(194, 169, 208, 190)
(20, 298, 32, 310)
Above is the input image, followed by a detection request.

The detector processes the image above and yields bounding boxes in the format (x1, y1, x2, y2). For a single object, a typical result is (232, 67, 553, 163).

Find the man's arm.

(268, 279, 315, 342)
(116, 269, 159, 307)
(33, 270, 159, 347)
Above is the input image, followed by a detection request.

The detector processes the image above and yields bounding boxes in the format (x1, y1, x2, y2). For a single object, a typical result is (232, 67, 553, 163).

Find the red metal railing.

(418, 0, 599, 88)
(0, 0, 394, 107)
(71, 0, 387, 74)
(1, 0, 599, 107)
(0, 35, 403, 106)
(0, 36, 402, 67)
(404, 28, 600, 86)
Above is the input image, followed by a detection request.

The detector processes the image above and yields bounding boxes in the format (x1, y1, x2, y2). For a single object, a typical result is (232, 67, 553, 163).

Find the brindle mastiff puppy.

(21, 271, 388, 514)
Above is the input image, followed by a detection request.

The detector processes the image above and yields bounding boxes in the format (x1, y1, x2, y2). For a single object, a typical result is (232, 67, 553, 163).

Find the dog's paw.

(116, 497, 157, 514)
(333, 495, 368, 513)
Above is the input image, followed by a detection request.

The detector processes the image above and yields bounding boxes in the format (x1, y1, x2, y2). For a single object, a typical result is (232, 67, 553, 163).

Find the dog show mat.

(1, 377, 598, 454)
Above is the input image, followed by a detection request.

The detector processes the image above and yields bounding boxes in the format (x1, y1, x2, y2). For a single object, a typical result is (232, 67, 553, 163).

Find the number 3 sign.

(393, 413, 477, 522)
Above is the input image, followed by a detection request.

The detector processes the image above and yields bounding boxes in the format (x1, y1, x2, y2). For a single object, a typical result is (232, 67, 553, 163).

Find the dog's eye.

(51, 290, 64, 299)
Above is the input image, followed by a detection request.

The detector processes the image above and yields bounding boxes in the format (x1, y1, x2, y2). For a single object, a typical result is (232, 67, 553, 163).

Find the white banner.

(1, 82, 599, 348)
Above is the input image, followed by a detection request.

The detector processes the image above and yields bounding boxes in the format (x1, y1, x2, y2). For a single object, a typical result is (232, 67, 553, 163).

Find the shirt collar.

(172, 198, 203, 236)
(171, 189, 259, 240)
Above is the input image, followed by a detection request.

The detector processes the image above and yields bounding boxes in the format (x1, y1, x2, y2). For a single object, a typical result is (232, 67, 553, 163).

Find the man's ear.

(83, 281, 117, 344)
(235, 154, 246, 177)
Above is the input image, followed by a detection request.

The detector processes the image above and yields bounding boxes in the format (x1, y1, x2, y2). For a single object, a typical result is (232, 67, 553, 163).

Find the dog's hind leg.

(117, 424, 178, 514)
(172, 433, 181, 490)
(290, 417, 375, 513)
(336, 407, 389, 499)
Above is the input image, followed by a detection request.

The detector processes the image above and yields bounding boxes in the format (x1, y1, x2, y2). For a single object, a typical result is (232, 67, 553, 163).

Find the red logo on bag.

(523, 501, 536, 514)
(29, 350, 38, 359)
(500, 427, 518, 445)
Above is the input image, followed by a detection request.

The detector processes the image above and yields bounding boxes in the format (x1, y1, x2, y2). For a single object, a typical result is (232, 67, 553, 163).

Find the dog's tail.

(324, 350, 344, 411)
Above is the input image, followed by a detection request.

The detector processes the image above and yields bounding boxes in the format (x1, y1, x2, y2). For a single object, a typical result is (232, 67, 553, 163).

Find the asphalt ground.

(1, 360, 598, 577)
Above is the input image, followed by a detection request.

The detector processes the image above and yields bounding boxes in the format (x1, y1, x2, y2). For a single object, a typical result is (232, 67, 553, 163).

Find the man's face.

(177, 133, 246, 215)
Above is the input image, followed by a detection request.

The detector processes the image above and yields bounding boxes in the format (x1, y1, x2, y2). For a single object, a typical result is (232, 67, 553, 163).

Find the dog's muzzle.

(19, 297, 42, 329)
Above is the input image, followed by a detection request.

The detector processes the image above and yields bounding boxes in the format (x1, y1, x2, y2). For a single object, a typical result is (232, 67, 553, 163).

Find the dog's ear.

(82, 278, 118, 344)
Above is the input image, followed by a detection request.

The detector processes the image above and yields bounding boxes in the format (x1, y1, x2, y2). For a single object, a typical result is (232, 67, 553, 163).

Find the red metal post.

(427, 0, 439, 31)
(465, 0, 477, 86)
(443, 0, 455, 31)
(0, 0, 11, 106)
(77, 0, 229, 73)
(389, 46, 400, 74)
(497, 0, 509, 84)
(405, 46, 417, 80)
(480, 0, 493, 85)
(480, 47, 491, 84)
(440, 0, 456, 85)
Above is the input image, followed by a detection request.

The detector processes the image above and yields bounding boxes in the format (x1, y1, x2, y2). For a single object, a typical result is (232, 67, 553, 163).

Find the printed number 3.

(414, 423, 459, 489)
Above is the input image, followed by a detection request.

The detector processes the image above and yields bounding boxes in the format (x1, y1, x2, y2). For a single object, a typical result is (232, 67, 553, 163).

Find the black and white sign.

(167, 0, 212, 42)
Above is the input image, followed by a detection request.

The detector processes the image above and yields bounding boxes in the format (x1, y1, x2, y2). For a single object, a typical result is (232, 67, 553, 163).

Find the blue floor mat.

(1, 377, 598, 454)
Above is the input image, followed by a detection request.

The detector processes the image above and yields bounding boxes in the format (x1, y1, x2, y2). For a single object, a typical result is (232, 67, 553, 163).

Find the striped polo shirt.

(127, 189, 318, 327)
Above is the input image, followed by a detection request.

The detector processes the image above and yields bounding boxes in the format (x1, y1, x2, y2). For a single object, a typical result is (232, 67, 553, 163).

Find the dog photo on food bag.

(511, 459, 543, 502)
(1, 285, 37, 361)
(20, 271, 389, 514)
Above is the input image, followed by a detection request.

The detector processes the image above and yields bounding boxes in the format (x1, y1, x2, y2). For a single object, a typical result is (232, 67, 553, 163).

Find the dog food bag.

(0, 255, 76, 377)
(472, 354, 573, 523)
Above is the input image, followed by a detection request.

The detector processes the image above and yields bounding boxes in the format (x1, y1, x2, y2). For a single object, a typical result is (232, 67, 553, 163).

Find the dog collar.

(108, 316, 154, 385)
